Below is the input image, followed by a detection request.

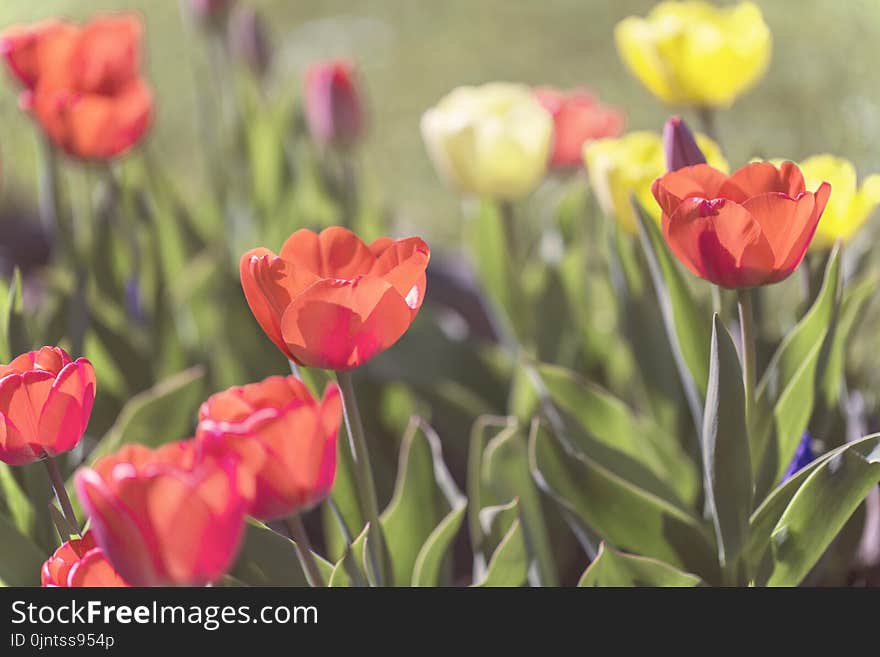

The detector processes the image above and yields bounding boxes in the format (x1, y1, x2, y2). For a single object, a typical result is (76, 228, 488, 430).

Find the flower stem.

(696, 106, 718, 142)
(335, 369, 385, 586)
(737, 288, 757, 437)
(43, 455, 78, 535)
(499, 201, 534, 344)
(285, 515, 325, 587)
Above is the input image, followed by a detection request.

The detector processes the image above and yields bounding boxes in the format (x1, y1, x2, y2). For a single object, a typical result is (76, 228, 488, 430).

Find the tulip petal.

(76, 467, 165, 586)
(721, 161, 806, 202)
(664, 197, 774, 288)
(67, 548, 128, 587)
(652, 164, 730, 216)
(280, 276, 416, 370)
(74, 15, 142, 95)
(279, 227, 375, 279)
(369, 236, 430, 308)
(742, 191, 817, 273)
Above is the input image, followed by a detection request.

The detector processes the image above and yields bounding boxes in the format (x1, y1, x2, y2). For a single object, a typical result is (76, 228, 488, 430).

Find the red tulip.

(196, 376, 342, 521)
(41, 531, 129, 587)
(534, 87, 625, 168)
(240, 227, 430, 370)
(304, 60, 366, 150)
(0, 14, 152, 160)
(75, 441, 250, 587)
(651, 161, 831, 288)
(0, 347, 95, 466)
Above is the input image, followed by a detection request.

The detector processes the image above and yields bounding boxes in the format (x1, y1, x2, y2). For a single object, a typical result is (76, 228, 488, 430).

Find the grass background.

(2, 0, 880, 244)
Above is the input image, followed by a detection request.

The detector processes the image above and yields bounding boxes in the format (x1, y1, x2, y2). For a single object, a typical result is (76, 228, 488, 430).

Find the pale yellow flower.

(420, 83, 553, 201)
(584, 130, 727, 233)
(798, 155, 880, 250)
(615, 1, 771, 108)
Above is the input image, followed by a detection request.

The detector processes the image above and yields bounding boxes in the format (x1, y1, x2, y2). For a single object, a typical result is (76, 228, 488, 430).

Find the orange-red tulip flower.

(196, 376, 342, 521)
(304, 60, 366, 150)
(534, 87, 625, 168)
(240, 227, 430, 370)
(75, 441, 250, 587)
(651, 161, 831, 288)
(41, 530, 129, 587)
(0, 14, 151, 160)
(0, 347, 96, 466)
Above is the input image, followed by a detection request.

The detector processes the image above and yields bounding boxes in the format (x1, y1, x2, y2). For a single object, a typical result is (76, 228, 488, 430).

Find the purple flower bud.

(663, 116, 706, 171)
(189, 0, 235, 27)
(782, 432, 815, 482)
(228, 5, 271, 79)
(304, 60, 366, 151)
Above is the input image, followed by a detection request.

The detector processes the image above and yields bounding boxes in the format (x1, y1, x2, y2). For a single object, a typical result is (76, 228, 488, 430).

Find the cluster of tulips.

(1, 0, 880, 588)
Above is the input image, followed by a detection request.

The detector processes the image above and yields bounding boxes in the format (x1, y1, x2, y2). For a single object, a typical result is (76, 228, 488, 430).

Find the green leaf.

(820, 272, 876, 407)
(0, 513, 45, 586)
(578, 542, 703, 587)
(765, 435, 880, 586)
(482, 418, 557, 585)
(473, 499, 528, 587)
(529, 423, 718, 582)
(754, 247, 841, 492)
(634, 202, 710, 427)
(87, 366, 205, 463)
(381, 419, 465, 586)
(6, 268, 30, 357)
(229, 519, 333, 587)
(328, 524, 370, 588)
(0, 463, 35, 538)
(702, 315, 751, 573)
(526, 362, 699, 509)
(411, 505, 467, 587)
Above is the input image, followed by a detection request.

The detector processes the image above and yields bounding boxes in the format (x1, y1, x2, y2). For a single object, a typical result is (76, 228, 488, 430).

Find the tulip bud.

(42, 531, 129, 587)
(663, 116, 706, 171)
(228, 5, 271, 78)
(304, 60, 366, 151)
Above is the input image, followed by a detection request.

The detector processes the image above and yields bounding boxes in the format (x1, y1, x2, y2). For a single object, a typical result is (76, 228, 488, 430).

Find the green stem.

(339, 154, 358, 230)
(36, 135, 61, 243)
(336, 369, 385, 586)
(499, 201, 534, 345)
(43, 455, 78, 535)
(737, 288, 757, 438)
(696, 106, 718, 142)
(285, 515, 325, 587)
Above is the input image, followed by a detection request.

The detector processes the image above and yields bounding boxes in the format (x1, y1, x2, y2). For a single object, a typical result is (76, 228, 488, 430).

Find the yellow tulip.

(615, 1, 771, 108)
(420, 83, 553, 201)
(584, 130, 727, 233)
(798, 155, 880, 250)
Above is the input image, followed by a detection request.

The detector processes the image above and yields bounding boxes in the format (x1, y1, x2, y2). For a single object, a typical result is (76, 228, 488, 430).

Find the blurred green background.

(2, 0, 880, 245)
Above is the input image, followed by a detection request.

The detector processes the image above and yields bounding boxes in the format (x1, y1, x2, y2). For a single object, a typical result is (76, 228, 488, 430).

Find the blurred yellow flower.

(420, 83, 553, 201)
(798, 155, 880, 250)
(584, 130, 727, 233)
(615, 1, 771, 108)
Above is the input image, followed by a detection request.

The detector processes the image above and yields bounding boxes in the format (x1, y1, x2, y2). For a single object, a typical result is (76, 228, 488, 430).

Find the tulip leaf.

(328, 523, 370, 588)
(5, 268, 31, 359)
(0, 513, 45, 587)
(381, 418, 465, 586)
(324, 415, 364, 561)
(530, 422, 718, 582)
(578, 542, 703, 587)
(702, 315, 751, 577)
(754, 247, 841, 494)
(481, 418, 557, 586)
(819, 272, 876, 407)
(525, 362, 699, 510)
(0, 463, 35, 538)
(635, 202, 710, 429)
(230, 519, 333, 587)
(87, 366, 206, 463)
(411, 504, 467, 587)
(472, 499, 528, 587)
(766, 435, 880, 586)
